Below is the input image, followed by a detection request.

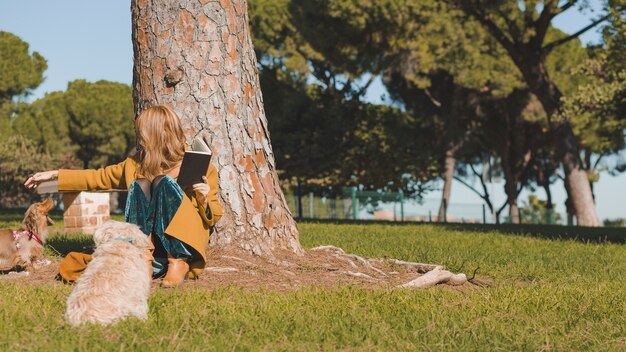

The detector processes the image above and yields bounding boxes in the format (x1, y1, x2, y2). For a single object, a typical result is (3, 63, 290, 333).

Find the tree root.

(386, 259, 441, 274)
(310, 245, 473, 289)
(343, 271, 377, 280)
(206, 266, 239, 273)
(399, 267, 467, 288)
(310, 245, 346, 254)
(221, 255, 256, 266)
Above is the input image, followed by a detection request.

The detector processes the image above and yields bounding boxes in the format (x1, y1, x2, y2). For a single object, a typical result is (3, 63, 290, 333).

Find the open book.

(177, 138, 213, 188)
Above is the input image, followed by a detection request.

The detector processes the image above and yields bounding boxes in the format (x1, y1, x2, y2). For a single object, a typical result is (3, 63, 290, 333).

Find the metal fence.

(285, 188, 566, 225)
(286, 188, 490, 223)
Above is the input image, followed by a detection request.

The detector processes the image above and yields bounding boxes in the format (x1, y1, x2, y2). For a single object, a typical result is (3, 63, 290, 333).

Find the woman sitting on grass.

(24, 104, 223, 287)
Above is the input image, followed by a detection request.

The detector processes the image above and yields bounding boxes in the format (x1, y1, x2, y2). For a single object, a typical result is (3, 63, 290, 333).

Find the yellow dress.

(57, 155, 223, 281)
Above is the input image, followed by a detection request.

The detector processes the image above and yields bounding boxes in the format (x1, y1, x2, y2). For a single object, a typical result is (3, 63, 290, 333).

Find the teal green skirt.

(125, 176, 196, 278)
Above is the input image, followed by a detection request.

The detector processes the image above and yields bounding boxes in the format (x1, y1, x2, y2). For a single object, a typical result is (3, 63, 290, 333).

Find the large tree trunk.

(131, 0, 302, 255)
(437, 149, 455, 222)
(519, 60, 600, 226)
(436, 84, 461, 224)
(501, 147, 520, 224)
(504, 180, 519, 224)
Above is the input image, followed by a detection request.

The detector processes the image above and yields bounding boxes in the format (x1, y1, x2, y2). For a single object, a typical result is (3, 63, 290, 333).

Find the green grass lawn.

(1, 216, 625, 351)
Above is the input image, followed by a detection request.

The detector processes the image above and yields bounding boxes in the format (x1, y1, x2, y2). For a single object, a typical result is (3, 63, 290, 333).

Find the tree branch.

(542, 14, 610, 52)
(453, 163, 495, 213)
(340, 78, 353, 96)
(555, 0, 578, 17)
(516, 182, 525, 197)
(423, 88, 442, 108)
(471, 163, 494, 212)
(453, 175, 484, 199)
(496, 199, 508, 219)
(354, 74, 376, 98)
(456, 3, 518, 56)
(533, 0, 559, 48)
(496, 7, 522, 43)
(592, 152, 606, 170)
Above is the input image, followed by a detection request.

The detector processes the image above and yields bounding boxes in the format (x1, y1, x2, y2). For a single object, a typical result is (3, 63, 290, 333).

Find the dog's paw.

(35, 259, 52, 267)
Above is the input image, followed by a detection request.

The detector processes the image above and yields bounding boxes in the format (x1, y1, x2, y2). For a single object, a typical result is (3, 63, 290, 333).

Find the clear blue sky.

(1, 0, 623, 221)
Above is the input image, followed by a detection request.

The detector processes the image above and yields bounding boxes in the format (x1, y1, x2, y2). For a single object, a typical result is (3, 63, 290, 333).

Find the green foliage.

(0, 31, 47, 102)
(343, 102, 439, 190)
(0, 106, 12, 139)
(563, 60, 626, 153)
(520, 195, 562, 225)
(12, 91, 75, 157)
(64, 80, 134, 168)
(289, 0, 430, 80)
(605, 0, 626, 72)
(0, 31, 47, 140)
(251, 0, 442, 193)
(0, 32, 134, 202)
(261, 69, 438, 192)
(249, 0, 311, 79)
(11, 80, 134, 170)
(603, 217, 626, 227)
(1, 221, 626, 350)
(561, 2, 626, 164)
(260, 70, 344, 185)
(0, 135, 53, 207)
(546, 30, 589, 96)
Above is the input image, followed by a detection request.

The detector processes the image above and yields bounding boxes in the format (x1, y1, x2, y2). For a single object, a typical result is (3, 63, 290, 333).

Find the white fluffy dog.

(65, 220, 152, 326)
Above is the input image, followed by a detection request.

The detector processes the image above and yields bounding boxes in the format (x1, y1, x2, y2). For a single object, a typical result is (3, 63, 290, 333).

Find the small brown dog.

(0, 199, 54, 271)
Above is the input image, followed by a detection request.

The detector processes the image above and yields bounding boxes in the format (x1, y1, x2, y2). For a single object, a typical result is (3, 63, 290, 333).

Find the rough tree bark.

(437, 149, 455, 222)
(504, 181, 520, 224)
(131, 0, 302, 255)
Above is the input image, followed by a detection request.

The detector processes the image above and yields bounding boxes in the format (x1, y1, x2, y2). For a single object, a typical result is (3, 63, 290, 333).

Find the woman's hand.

(192, 176, 210, 208)
(24, 170, 59, 189)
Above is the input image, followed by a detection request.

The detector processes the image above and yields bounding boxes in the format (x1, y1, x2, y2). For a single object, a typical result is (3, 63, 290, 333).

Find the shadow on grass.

(297, 219, 626, 244)
(46, 236, 94, 257)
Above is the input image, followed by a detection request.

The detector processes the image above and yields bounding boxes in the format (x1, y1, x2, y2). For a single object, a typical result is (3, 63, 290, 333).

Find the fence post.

(399, 190, 404, 222)
(351, 187, 358, 220)
(428, 210, 432, 223)
(518, 208, 523, 224)
(567, 213, 573, 226)
(309, 192, 314, 218)
(546, 208, 553, 225)
(393, 203, 397, 222)
(296, 178, 303, 219)
(482, 204, 486, 224)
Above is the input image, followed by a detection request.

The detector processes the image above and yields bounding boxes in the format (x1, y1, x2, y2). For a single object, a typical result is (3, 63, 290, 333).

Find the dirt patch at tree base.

(0, 247, 491, 292)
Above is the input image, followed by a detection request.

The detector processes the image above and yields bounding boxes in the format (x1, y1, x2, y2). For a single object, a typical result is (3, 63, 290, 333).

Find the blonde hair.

(135, 105, 186, 180)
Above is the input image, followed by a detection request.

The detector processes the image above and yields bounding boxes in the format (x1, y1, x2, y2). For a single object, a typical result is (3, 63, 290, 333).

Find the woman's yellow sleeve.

(197, 164, 223, 228)
(58, 159, 130, 191)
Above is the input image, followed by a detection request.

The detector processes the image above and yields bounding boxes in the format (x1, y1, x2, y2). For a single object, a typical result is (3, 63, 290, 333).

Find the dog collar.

(12, 229, 43, 250)
(29, 231, 44, 245)
(114, 237, 136, 244)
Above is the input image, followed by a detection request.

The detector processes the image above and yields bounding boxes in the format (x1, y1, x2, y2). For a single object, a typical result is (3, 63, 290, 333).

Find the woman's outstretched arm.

(24, 170, 59, 189)
(56, 159, 131, 191)
(25, 159, 132, 192)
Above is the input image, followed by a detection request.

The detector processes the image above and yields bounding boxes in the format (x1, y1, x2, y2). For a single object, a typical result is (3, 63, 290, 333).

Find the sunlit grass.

(0, 216, 625, 351)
